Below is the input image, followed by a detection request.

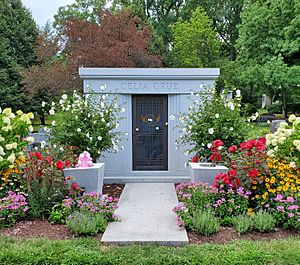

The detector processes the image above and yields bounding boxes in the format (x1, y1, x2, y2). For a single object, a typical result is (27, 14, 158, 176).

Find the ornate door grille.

(132, 95, 168, 171)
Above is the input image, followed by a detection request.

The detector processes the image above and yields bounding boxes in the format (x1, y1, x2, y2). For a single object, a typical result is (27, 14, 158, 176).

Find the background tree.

(236, 0, 300, 116)
(172, 7, 220, 68)
(0, 0, 38, 110)
(64, 10, 162, 68)
(22, 25, 80, 125)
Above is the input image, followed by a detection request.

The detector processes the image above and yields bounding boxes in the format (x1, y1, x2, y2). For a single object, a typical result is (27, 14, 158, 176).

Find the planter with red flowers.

(63, 151, 105, 194)
(189, 140, 229, 185)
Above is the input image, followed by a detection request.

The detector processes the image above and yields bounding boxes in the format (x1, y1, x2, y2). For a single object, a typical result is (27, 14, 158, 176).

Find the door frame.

(132, 94, 168, 171)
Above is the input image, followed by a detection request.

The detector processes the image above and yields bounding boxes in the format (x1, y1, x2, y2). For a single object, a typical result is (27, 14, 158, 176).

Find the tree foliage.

(65, 11, 162, 68)
(236, 0, 300, 115)
(172, 8, 220, 68)
(0, 0, 38, 110)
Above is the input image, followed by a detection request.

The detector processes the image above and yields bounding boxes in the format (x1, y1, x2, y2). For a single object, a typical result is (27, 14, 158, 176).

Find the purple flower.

(276, 206, 285, 212)
(286, 197, 295, 203)
(275, 194, 284, 201)
(288, 213, 295, 218)
(287, 205, 299, 211)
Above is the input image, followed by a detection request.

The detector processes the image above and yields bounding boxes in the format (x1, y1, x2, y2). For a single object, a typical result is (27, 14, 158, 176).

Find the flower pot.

(189, 162, 228, 185)
(63, 163, 105, 194)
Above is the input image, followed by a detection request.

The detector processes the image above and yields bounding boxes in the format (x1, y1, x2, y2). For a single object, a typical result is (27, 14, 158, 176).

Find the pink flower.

(288, 213, 295, 218)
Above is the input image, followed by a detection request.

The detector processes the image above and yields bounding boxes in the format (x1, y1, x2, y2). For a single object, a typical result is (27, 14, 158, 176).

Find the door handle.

(135, 128, 139, 132)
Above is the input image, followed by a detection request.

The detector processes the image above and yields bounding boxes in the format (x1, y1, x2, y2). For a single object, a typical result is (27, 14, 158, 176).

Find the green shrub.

(253, 211, 276, 232)
(66, 212, 107, 236)
(232, 215, 254, 236)
(178, 89, 250, 158)
(192, 210, 220, 236)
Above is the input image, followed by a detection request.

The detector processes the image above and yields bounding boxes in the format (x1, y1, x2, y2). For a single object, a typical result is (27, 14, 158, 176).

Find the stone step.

(101, 183, 189, 245)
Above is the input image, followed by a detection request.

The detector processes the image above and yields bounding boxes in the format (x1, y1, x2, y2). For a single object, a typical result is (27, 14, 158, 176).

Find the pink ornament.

(77, 151, 94, 167)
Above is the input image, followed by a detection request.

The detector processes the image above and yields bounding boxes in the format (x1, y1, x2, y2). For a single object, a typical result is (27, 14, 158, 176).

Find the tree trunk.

(39, 113, 45, 125)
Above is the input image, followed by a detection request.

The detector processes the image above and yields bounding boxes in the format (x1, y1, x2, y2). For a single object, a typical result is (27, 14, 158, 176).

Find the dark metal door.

(132, 95, 168, 171)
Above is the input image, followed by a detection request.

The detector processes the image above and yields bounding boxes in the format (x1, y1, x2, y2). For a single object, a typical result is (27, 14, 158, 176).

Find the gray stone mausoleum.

(79, 68, 220, 183)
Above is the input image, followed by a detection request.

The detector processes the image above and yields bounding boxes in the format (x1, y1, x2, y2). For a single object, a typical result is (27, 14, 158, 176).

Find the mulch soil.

(0, 184, 125, 241)
(188, 227, 300, 244)
(1, 183, 299, 244)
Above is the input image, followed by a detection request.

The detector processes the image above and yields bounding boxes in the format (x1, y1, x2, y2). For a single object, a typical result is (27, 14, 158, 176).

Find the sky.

(23, 0, 76, 27)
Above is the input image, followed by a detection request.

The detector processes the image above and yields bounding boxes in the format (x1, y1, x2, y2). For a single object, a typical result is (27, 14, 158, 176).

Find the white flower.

(7, 153, 15, 163)
(0, 146, 5, 156)
(51, 121, 56, 126)
(293, 140, 300, 147)
(169, 115, 176, 120)
(40, 140, 46, 148)
(59, 147, 64, 151)
(49, 109, 55, 115)
(2, 108, 12, 116)
(227, 102, 235, 111)
(267, 149, 275, 157)
(0, 156, 3, 162)
(28, 125, 33, 132)
(59, 99, 65, 105)
(290, 162, 296, 168)
(208, 128, 214, 134)
(42, 101, 46, 107)
(230, 127, 234, 131)
(89, 137, 93, 141)
(271, 139, 277, 146)
(236, 89, 241, 97)
(100, 84, 106, 91)
(288, 114, 296, 123)
(77, 128, 81, 133)
(207, 143, 212, 148)
(277, 137, 286, 144)
(16, 110, 23, 115)
(217, 146, 223, 151)
(62, 94, 68, 100)
(0, 136, 4, 142)
(279, 122, 288, 128)
(267, 120, 271, 124)
(121, 108, 126, 112)
(97, 136, 102, 141)
(26, 136, 35, 143)
(3, 117, 10, 124)
(53, 144, 57, 149)
(215, 113, 219, 118)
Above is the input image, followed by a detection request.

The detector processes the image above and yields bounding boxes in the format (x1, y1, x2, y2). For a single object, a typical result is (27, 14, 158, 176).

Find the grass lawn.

(1, 236, 300, 265)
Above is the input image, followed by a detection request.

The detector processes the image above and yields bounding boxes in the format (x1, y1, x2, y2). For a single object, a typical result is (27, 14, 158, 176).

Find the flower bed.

(174, 115, 300, 236)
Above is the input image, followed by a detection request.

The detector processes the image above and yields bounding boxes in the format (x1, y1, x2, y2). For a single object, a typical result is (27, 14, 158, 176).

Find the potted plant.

(48, 91, 124, 194)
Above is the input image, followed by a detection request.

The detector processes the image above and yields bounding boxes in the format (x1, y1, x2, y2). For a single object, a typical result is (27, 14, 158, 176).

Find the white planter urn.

(63, 163, 105, 194)
(189, 162, 228, 185)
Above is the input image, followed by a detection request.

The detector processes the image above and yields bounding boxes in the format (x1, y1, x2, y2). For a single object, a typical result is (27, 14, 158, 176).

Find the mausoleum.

(79, 68, 220, 183)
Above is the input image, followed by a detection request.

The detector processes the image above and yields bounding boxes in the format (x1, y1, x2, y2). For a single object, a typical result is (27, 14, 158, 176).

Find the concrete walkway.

(101, 183, 188, 245)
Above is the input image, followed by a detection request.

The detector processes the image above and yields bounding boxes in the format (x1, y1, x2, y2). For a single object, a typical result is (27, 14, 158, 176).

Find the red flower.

(257, 137, 266, 145)
(228, 145, 237, 153)
(248, 168, 258, 178)
(45, 156, 52, 164)
(240, 139, 256, 150)
(255, 141, 265, 151)
(228, 169, 237, 178)
(214, 139, 223, 147)
(35, 151, 43, 160)
(191, 155, 199, 163)
(71, 182, 79, 190)
(56, 160, 64, 170)
(65, 176, 71, 181)
(65, 160, 71, 167)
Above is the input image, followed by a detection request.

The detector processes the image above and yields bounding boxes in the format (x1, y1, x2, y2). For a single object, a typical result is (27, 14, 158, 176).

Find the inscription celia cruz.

(121, 82, 179, 90)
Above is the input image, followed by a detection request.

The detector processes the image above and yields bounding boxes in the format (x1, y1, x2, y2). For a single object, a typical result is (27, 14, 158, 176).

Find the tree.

(64, 11, 162, 68)
(0, 0, 38, 110)
(22, 26, 80, 125)
(236, 0, 300, 116)
(172, 7, 220, 68)
(54, 0, 107, 31)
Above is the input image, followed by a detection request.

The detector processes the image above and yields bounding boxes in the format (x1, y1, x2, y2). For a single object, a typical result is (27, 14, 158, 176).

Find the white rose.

(278, 137, 286, 144)
(0, 146, 5, 156)
(293, 140, 300, 147)
(11, 142, 17, 149)
(288, 114, 296, 123)
(26, 136, 35, 143)
(7, 153, 16, 163)
(62, 94, 68, 100)
(207, 143, 212, 148)
(208, 128, 214, 134)
(279, 122, 288, 128)
(77, 128, 81, 132)
(49, 109, 55, 115)
(3, 117, 10, 124)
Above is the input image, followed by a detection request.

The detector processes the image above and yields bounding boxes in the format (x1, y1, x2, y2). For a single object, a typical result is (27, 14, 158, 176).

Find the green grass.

(32, 112, 65, 132)
(247, 123, 270, 139)
(0, 236, 300, 264)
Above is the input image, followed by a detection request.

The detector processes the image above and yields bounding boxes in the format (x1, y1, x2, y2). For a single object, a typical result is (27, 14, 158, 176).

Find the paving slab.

(101, 183, 188, 245)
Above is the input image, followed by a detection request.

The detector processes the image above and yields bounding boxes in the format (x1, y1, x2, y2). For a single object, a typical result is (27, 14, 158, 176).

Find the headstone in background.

(270, 120, 282, 133)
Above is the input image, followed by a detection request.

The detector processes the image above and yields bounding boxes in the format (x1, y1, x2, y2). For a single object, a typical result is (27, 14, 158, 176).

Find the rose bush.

(178, 88, 250, 159)
(48, 90, 125, 160)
